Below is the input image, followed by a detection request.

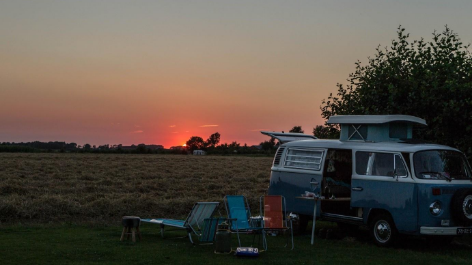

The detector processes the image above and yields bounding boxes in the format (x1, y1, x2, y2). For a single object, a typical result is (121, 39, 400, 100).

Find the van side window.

(372, 153, 394, 176)
(394, 154, 408, 176)
(356, 152, 408, 177)
(284, 149, 323, 171)
(355, 152, 370, 175)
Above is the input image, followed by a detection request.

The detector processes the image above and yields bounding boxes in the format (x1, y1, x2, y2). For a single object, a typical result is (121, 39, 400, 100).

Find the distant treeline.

(0, 141, 77, 153)
(0, 141, 275, 155)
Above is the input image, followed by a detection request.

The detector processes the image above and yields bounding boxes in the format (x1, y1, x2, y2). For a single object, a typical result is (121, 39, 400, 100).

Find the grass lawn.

(2, 154, 472, 264)
(2, 222, 472, 265)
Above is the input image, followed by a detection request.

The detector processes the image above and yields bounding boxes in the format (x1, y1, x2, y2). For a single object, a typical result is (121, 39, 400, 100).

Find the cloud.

(134, 125, 141, 128)
(199, 125, 219, 127)
(131, 130, 144, 133)
(169, 125, 176, 128)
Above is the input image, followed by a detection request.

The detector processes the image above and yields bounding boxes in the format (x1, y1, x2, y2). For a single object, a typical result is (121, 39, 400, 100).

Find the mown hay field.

(0, 153, 272, 224)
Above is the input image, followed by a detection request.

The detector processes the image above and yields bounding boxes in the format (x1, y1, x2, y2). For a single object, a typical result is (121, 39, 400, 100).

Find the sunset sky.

(1, 1, 471, 147)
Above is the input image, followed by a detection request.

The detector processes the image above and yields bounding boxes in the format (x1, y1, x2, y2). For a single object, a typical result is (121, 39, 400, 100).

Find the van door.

(351, 151, 417, 233)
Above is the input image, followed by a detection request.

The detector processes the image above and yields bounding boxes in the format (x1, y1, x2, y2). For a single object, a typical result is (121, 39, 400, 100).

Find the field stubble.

(0, 153, 272, 224)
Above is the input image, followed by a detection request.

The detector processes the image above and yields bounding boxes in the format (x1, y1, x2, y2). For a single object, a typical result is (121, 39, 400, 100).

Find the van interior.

(321, 149, 356, 216)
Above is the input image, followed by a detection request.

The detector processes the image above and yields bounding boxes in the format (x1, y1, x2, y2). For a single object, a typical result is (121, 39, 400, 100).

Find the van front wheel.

(370, 214, 397, 247)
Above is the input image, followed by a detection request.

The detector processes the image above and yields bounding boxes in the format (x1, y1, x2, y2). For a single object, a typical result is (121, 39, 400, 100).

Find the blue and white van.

(263, 115, 472, 246)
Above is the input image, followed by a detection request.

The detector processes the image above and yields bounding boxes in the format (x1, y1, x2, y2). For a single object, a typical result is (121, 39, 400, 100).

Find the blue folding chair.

(224, 195, 263, 247)
(141, 202, 220, 244)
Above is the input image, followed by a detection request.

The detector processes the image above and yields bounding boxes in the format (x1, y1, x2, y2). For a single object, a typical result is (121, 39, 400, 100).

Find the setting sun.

(182, 144, 186, 147)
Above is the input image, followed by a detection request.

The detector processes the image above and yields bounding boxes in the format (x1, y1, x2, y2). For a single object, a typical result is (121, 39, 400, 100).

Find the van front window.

(413, 150, 472, 180)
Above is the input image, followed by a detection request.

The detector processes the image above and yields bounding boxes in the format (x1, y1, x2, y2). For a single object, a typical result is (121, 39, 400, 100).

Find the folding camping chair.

(141, 202, 221, 244)
(260, 195, 294, 250)
(224, 195, 263, 247)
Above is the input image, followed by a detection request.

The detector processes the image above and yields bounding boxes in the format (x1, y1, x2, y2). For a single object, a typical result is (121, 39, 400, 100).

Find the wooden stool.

(120, 216, 141, 242)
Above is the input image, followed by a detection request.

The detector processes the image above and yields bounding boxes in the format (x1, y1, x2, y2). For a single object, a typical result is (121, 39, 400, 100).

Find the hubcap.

(374, 220, 391, 243)
(463, 195, 472, 219)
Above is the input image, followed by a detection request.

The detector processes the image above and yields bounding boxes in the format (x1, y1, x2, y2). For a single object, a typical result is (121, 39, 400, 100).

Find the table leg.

(311, 201, 317, 245)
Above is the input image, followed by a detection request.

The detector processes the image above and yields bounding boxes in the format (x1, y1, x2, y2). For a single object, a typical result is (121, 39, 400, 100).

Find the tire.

(451, 189, 472, 227)
(370, 213, 398, 247)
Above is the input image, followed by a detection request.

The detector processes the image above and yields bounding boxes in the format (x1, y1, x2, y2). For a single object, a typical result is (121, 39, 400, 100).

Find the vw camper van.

(263, 115, 472, 246)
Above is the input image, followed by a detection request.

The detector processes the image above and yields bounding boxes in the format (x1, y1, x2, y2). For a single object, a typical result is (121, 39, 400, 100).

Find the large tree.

(205, 132, 221, 148)
(320, 26, 472, 159)
(186, 136, 205, 152)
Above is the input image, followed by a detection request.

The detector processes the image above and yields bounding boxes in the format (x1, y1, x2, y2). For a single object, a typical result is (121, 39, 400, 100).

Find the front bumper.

(420, 226, 472, 235)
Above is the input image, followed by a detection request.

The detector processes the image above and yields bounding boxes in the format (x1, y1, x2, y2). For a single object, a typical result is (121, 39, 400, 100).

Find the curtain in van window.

(356, 152, 407, 177)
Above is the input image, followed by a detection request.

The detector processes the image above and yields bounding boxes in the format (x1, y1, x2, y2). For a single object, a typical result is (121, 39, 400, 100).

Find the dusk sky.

(1, 1, 471, 147)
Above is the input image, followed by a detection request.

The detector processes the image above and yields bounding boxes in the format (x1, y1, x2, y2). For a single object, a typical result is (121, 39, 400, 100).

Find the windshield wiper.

(419, 171, 452, 182)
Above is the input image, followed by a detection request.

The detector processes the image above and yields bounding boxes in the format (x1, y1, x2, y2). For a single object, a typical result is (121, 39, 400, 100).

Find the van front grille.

(273, 147, 285, 165)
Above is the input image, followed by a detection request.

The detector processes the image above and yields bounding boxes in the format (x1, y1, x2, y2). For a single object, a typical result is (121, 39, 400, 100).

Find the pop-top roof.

(327, 115, 427, 126)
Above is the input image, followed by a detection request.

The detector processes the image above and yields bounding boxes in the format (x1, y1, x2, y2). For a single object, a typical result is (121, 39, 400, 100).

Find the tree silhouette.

(320, 26, 472, 159)
(137, 144, 147, 154)
(260, 137, 276, 152)
(289, 126, 304, 133)
(186, 136, 205, 151)
(313, 125, 338, 139)
(205, 132, 221, 148)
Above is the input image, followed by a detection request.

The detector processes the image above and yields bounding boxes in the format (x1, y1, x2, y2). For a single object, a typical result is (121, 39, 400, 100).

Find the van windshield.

(413, 150, 472, 180)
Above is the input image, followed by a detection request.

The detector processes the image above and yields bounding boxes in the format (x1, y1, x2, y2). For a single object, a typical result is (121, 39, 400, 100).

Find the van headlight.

(430, 201, 443, 216)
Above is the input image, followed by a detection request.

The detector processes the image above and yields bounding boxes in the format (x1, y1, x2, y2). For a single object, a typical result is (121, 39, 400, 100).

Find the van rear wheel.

(370, 214, 397, 247)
